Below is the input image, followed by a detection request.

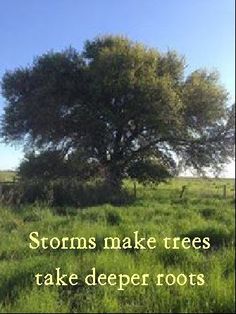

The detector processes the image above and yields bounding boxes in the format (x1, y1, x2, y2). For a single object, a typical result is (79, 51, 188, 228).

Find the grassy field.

(0, 174, 235, 313)
(0, 171, 16, 182)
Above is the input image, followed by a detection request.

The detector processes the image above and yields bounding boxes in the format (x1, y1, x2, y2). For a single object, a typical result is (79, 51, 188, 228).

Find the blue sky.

(0, 0, 235, 176)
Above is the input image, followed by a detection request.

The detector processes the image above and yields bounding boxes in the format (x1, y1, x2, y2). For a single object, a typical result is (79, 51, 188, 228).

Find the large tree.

(1, 36, 234, 187)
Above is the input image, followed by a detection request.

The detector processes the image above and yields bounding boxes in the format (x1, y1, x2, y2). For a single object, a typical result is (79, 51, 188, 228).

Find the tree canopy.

(1, 36, 234, 186)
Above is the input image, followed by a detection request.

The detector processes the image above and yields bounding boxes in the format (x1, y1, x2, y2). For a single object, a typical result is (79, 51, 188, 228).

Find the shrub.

(200, 208, 216, 219)
(106, 211, 122, 226)
(0, 179, 133, 208)
(183, 226, 234, 249)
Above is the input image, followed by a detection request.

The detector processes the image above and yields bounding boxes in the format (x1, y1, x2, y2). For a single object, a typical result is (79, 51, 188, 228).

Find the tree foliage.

(1, 36, 234, 186)
(18, 150, 100, 181)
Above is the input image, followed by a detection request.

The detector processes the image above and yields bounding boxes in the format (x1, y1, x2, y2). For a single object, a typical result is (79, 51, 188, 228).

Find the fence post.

(133, 181, 137, 198)
(223, 185, 227, 199)
(180, 185, 186, 198)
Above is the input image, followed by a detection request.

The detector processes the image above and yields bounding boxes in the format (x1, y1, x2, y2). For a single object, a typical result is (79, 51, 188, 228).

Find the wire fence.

(0, 178, 235, 203)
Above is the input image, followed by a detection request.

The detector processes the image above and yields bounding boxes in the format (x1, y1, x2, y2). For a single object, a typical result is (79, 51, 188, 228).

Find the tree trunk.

(104, 167, 122, 192)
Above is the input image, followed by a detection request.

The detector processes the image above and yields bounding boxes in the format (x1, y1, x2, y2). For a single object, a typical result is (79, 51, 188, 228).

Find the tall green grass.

(0, 178, 235, 313)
